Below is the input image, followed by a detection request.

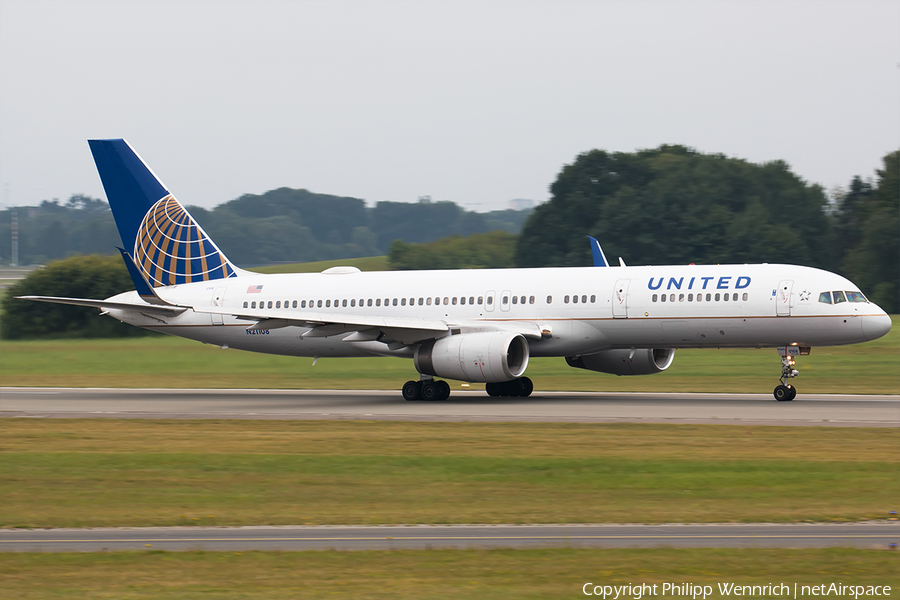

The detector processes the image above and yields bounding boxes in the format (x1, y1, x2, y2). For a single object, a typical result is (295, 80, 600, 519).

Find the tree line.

(0, 190, 531, 266)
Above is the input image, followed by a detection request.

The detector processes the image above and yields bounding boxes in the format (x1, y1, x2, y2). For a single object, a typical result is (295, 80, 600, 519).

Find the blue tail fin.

(89, 139, 239, 287)
(586, 235, 609, 267)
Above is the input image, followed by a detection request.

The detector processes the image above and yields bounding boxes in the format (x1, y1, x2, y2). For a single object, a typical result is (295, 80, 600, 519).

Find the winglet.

(586, 236, 609, 267)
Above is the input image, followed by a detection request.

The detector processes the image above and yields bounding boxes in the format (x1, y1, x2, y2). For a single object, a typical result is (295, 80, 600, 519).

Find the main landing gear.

(402, 378, 451, 401)
(486, 377, 534, 398)
(774, 348, 801, 401)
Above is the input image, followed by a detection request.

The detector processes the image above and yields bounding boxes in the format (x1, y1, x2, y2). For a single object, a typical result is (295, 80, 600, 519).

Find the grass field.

(1, 316, 898, 392)
(2, 420, 896, 528)
(1, 548, 897, 600)
(253, 255, 388, 274)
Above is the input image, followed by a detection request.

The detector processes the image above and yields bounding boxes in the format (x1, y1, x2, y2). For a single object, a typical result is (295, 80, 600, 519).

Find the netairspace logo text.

(582, 583, 893, 599)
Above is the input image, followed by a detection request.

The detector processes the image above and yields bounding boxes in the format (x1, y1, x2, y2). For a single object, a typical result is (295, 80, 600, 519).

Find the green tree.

(1, 255, 148, 339)
(841, 150, 899, 313)
(516, 146, 835, 270)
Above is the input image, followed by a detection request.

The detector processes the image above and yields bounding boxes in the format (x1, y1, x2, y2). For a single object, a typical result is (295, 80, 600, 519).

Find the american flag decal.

(247, 285, 264, 293)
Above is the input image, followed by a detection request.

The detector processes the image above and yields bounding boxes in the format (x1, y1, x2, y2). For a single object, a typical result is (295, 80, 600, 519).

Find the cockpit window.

(818, 292, 832, 304)
(832, 291, 846, 304)
(846, 291, 867, 303)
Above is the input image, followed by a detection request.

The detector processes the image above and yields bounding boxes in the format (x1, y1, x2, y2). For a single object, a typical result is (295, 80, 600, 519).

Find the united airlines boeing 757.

(20, 140, 892, 401)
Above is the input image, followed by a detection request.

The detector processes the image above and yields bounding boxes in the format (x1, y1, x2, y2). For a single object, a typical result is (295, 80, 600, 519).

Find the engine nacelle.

(414, 332, 530, 383)
(566, 348, 675, 376)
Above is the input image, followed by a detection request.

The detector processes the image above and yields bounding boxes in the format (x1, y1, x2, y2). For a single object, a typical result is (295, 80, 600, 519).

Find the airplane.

(19, 139, 892, 402)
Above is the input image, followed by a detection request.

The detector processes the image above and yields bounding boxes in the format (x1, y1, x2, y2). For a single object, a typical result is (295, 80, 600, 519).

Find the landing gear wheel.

(485, 382, 500, 397)
(421, 381, 438, 401)
(436, 380, 451, 401)
(520, 377, 534, 397)
(774, 385, 794, 401)
(402, 380, 421, 401)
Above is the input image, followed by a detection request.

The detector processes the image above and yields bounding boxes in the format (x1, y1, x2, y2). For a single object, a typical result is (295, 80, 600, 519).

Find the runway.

(1, 387, 897, 426)
(2, 523, 897, 552)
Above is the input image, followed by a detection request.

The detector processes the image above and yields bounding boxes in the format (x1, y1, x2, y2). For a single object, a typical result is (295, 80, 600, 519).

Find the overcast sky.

(1, 0, 898, 212)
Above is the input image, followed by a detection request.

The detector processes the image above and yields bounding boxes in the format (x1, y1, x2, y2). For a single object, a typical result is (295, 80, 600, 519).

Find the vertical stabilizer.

(89, 139, 240, 287)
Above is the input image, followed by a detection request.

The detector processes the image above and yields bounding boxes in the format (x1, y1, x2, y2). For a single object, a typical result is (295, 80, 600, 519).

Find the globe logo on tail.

(134, 195, 234, 287)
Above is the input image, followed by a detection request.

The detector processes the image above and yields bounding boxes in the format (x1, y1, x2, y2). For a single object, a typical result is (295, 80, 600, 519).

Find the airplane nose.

(862, 312, 892, 341)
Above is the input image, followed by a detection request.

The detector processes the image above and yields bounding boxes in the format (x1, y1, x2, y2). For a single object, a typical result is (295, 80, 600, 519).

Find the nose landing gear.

(774, 347, 803, 401)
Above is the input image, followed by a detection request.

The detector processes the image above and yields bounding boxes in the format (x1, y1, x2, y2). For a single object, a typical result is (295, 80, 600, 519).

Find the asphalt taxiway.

(1, 387, 897, 426)
(2, 523, 897, 552)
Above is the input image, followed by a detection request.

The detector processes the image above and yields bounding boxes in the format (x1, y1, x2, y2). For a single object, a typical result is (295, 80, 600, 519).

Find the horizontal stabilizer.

(16, 295, 187, 315)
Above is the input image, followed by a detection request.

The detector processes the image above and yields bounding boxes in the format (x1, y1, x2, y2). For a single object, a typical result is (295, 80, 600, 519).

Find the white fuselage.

(106, 263, 891, 360)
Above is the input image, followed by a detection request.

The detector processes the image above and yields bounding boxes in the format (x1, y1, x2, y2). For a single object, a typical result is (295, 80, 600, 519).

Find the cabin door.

(776, 280, 793, 317)
(211, 287, 226, 325)
(484, 290, 496, 312)
(612, 279, 630, 319)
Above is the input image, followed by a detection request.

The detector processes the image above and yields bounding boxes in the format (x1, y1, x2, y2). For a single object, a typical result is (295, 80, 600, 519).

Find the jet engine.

(566, 348, 675, 376)
(414, 332, 530, 383)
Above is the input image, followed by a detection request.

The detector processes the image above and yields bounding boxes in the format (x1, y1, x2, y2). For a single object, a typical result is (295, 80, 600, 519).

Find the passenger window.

(502, 296, 509, 304)
(687, 294, 693, 302)
(251, 301, 257, 309)
(268, 301, 273, 309)
(589, 295, 595, 303)
(742, 293, 748, 301)
(846, 291, 867, 303)
(512, 296, 518, 305)
(470, 297, 475, 304)
(661, 294, 667, 302)
(341, 299, 346, 307)
(679, 294, 684, 302)
(714, 293, 720, 301)
(695, 294, 701, 303)
(292, 300, 297, 308)
(349, 299, 355, 307)
(401, 298, 406, 306)
(426, 298, 432, 306)
(669, 294, 675, 302)
(393, 298, 398, 306)
(530, 296, 535, 304)
(833, 291, 846, 304)
(316, 300, 322, 308)
(367, 299, 373, 307)
(732, 293, 738, 301)
(581, 295, 587, 303)
(299, 300, 305, 308)
(652, 294, 658, 302)
(487, 296, 493, 305)
(546, 296, 552, 304)
(452, 297, 457, 305)
(418, 298, 424, 306)
(818, 292, 832, 304)
(276, 301, 281, 308)
(243, 301, 248, 308)
(706, 293, 711, 301)
(443, 297, 448, 305)
(375, 299, 381, 307)
(723, 294, 729, 302)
